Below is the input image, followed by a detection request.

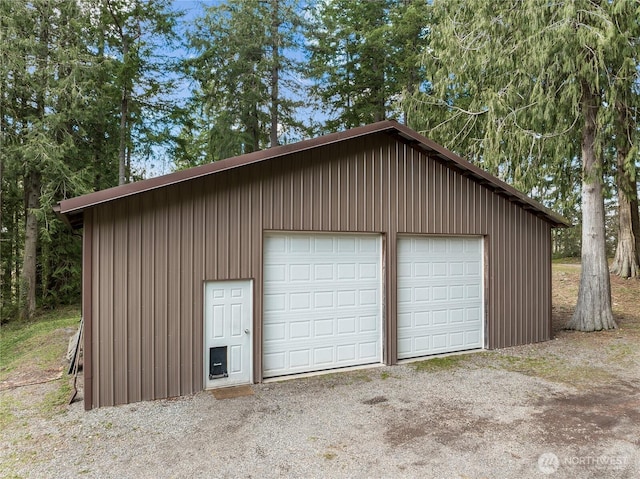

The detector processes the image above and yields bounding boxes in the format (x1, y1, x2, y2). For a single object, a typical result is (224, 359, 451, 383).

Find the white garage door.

(397, 236, 483, 359)
(263, 233, 382, 378)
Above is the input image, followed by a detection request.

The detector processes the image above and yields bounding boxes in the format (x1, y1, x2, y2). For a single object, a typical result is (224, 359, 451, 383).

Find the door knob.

(244, 329, 250, 334)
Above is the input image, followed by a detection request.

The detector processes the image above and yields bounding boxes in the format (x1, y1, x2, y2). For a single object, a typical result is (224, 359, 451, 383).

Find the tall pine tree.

(406, 0, 639, 331)
(183, 0, 305, 164)
(1, 0, 93, 319)
(306, 0, 429, 131)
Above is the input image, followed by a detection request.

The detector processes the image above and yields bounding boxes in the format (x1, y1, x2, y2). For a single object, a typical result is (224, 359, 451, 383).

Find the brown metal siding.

(86, 133, 552, 408)
(82, 210, 93, 410)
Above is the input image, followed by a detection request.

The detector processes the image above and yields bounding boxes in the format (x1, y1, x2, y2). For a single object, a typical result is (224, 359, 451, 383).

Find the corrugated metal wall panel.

(167, 195, 181, 399)
(140, 193, 155, 401)
(127, 198, 141, 402)
(82, 211, 94, 410)
(94, 205, 113, 406)
(88, 132, 553, 408)
(178, 182, 194, 395)
(112, 203, 128, 405)
(153, 188, 168, 400)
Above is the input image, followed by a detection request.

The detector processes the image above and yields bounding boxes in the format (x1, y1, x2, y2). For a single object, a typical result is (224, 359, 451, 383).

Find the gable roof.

(56, 120, 570, 228)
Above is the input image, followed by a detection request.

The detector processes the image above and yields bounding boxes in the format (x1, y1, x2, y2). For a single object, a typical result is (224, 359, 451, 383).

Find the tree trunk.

(94, 28, 106, 191)
(13, 208, 20, 301)
(568, 85, 616, 331)
(0, 148, 4, 310)
(269, 0, 279, 148)
(611, 166, 640, 278)
(20, 169, 41, 320)
(610, 103, 640, 278)
(19, 2, 47, 320)
(402, 0, 418, 125)
(118, 37, 129, 186)
(2, 217, 13, 310)
(0, 132, 3, 245)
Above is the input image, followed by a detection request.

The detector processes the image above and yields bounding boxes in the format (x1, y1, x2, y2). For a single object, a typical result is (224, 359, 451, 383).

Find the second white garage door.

(263, 233, 382, 378)
(397, 236, 484, 359)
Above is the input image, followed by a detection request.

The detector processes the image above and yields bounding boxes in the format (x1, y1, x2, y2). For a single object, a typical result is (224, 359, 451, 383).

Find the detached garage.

(56, 120, 568, 409)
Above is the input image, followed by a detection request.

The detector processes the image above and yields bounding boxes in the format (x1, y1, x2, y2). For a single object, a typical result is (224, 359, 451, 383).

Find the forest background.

(1, 0, 638, 329)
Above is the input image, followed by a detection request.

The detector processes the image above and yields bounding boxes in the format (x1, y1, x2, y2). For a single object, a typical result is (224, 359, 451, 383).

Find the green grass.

(607, 343, 635, 362)
(552, 263, 583, 274)
(0, 306, 78, 479)
(0, 450, 27, 479)
(39, 378, 73, 418)
(492, 353, 613, 388)
(0, 395, 19, 430)
(0, 306, 80, 381)
(551, 256, 581, 264)
(343, 370, 373, 384)
(410, 354, 470, 372)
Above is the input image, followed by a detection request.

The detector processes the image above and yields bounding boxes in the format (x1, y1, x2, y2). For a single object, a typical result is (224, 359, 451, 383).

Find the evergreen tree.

(306, 0, 429, 131)
(81, 0, 180, 184)
(0, 0, 94, 319)
(0, 0, 181, 320)
(183, 0, 306, 164)
(607, 3, 640, 278)
(406, 0, 639, 331)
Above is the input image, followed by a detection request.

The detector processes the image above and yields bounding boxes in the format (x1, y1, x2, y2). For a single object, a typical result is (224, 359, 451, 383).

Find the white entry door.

(397, 236, 483, 359)
(204, 280, 252, 389)
(263, 233, 383, 378)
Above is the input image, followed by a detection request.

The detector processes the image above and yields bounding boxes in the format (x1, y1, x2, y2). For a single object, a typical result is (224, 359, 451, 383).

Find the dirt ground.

(1, 264, 639, 478)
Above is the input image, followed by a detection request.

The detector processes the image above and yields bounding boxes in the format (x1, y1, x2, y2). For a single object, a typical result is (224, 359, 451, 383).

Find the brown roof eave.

(56, 121, 400, 223)
(57, 120, 571, 229)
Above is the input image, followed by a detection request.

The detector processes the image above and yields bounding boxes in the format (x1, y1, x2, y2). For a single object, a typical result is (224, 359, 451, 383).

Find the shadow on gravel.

(534, 382, 640, 447)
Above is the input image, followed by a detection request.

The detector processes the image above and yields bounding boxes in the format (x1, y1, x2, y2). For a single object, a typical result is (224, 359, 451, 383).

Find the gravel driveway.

(3, 333, 639, 479)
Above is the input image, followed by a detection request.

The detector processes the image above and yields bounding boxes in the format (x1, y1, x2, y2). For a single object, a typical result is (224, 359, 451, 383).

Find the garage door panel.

(266, 290, 380, 311)
(263, 233, 382, 378)
(415, 287, 429, 302)
(466, 330, 481, 344)
(263, 322, 286, 341)
(265, 265, 380, 285)
(290, 264, 311, 281)
(289, 320, 311, 339)
(264, 264, 286, 281)
(465, 261, 481, 275)
(264, 312, 380, 342)
(398, 236, 483, 359)
(336, 344, 355, 361)
(337, 317, 356, 334)
(289, 349, 311, 368)
(314, 318, 333, 336)
(464, 238, 481, 253)
(359, 315, 378, 332)
(415, 311, 430, 326)
(265, 235, 286, 252)
(264, 342, 380, 376)
(314, 346, 333, 363)
(402, 308, 482, 328)
(467, 284, 481, 299)
(314, 264, 333, 280)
